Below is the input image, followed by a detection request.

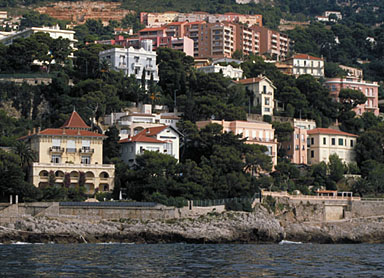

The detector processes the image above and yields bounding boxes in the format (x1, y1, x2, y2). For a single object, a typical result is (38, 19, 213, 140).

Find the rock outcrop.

(2, 204, 384, 244)
(0, 208, 284, 244)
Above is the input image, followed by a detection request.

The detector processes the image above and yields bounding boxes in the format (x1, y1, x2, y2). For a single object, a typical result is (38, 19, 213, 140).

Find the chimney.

(28, 130, 31, 136)
(32, 128, 36, 134)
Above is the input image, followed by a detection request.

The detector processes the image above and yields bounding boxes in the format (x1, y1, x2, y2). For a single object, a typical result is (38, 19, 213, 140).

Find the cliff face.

(35, 2, 134, 25)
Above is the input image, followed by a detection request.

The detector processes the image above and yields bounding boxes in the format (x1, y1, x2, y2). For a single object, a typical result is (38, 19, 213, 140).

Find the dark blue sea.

(1, 243, 384, 277)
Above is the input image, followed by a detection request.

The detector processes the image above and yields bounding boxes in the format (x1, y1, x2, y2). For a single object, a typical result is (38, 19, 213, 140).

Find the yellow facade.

(23, 112, 115, 194)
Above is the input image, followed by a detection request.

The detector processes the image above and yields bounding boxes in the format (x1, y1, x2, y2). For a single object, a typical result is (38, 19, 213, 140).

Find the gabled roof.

(119, 125, 183, 144)
(60, 111, 90, 129)
(307, 128, 358, 137)
(236, 76, 276, 89)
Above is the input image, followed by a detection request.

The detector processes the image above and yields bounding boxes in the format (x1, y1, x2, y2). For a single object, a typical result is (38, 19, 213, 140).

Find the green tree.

(328, 154, 345, 183)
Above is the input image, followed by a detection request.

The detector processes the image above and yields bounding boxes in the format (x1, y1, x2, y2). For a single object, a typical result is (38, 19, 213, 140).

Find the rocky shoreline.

(1, 206, 384, 244)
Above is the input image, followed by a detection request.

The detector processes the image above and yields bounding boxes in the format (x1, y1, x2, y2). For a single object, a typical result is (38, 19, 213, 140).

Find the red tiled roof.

(167, 21, 187, 26)
(291, 54, 323, 61)
(60, 111, 90, 129)
(185, 21, 206, 25)
(39, 128, 105, 137)
(119, 126, 169, 144)
(307, 128, 358, 137)
(139, 27, 166, 32)
(236, 77, 263, 84)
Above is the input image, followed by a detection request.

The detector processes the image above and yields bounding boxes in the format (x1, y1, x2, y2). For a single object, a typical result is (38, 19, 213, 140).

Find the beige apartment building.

(283, 54, 324, 78)
(20, 111, 115, 194)
(307, 128, 357, 165)
(196, 120, 278, 166)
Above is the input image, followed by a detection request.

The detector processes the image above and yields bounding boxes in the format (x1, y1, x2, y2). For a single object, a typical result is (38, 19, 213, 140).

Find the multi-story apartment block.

(140, 11, 180, 27)
(196, 120, 278, 165)
(235, 23, 260, 56)
(325, 77, 379, 116)
(307, 128, 357, 165)
(19, 111, 115, 193)
(119, 126, 182, 165)
(339, 65, 363, 79)
(252, 26, 290, 60)
(283, 54, 324, 78)
(141, 11, 262, 28)
(99, 40, 159, 85)
(236, 76, 276, 116)
(197, 64, 243, 80)
(281, 119, 317, 165)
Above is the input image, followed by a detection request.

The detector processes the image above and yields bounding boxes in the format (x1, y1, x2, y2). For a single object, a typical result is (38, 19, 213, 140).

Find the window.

(51, 155, 61, 163)
(311, 150, 314, 158)
(338, 138, 343, 146)
(323, 137, 326, 145)
(263, 85, 267, 94)
(82, 140, 91, 152)
(295, 145, 299, 150)
(52, 138, 61, 148)
(302, 145, 305, 150)
(350, 140, 354, 147)
(311, 138, 314, 145)
(331, 138, 336, 145)
(265, 98, 270, 105)
(67, 140, 76, 153)
(164, 143, 173, 155)
(81, 156, 91, 164)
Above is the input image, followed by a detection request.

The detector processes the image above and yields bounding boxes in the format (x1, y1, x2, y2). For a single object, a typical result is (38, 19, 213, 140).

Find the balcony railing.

(49, 147, 64, 153)
(79, 148, 94, 154)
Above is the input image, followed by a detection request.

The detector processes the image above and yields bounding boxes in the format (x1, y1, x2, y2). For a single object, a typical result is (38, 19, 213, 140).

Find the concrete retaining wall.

(0, 202, 227, 221)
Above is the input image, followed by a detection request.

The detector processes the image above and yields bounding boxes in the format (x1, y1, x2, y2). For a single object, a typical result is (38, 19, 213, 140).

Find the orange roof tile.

(167, 21, 187, 26)
(39, 128, 105, 137)
(119, 126, 169, 144)
(236, 77, 263, 84)
(307, 128, 358, 137)
(139, 27, 166, 32)
(291, 54, 323, 61)
(60, 111, 90, 129)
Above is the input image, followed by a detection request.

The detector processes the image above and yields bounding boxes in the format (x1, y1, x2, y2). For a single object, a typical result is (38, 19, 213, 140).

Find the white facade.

(0, 25, 77, 50)
(120, 126, 181, 165)
(197, 64, 243, 80)
(102, 105, 180, 140)
(99, 40, 159, 84)
(237, 76, 276, 116)
(285, 54, 324, 78)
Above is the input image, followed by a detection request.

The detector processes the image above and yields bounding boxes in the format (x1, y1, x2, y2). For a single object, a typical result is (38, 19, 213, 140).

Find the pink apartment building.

(196, 120, 278, 166)
(325, 77, 379, 116)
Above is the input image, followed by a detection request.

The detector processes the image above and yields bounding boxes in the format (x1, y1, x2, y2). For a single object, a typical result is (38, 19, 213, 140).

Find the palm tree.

(13, 141, 37, 181)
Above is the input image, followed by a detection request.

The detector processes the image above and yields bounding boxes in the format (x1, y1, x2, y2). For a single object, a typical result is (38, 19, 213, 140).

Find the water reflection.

(1, 244, 384, 277)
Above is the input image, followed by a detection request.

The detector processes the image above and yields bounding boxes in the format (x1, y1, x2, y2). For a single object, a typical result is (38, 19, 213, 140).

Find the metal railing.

(193, 193, 260, 207)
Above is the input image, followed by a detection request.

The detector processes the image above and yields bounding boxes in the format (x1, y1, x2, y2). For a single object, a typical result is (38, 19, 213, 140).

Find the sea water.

(1, 243, 384, 277)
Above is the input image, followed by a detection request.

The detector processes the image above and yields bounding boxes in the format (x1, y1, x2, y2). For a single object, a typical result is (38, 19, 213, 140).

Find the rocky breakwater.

(284, 217, 384, 244)
(0, 208, 284, 244)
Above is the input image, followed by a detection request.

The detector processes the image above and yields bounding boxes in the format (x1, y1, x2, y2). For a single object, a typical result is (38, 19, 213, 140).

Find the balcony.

(79, 148, 94, 154)
(49, 146, 64, 153)
(66, 148, 77, 153)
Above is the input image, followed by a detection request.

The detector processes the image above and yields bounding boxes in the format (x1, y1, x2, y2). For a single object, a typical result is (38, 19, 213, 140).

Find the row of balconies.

(49, 147, 94, 154)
